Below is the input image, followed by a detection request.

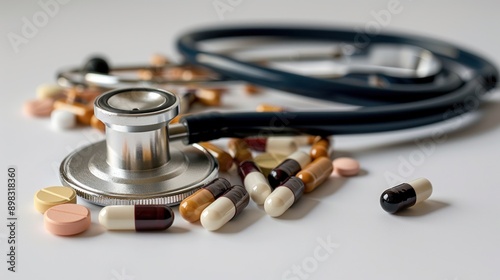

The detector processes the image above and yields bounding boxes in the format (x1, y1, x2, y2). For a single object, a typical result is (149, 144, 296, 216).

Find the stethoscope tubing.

(176, 25, 498, 143)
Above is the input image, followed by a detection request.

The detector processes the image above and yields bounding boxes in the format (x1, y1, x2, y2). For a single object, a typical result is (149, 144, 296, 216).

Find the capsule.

(296, 157, 334, 193)
(228, 138, 253, 164)
(200, 185, 249, 231)
(256, 103, 286, 112)
(244, 137, 298, 155)
(194, 88, 224, 106)
(99, 205, 174, 231)
(380, 178, 433, 214)
(264, 177, 305, 217)
(268, 151, 311, 188)
(90, 115, 105, 132)
(179, 178, 232, 222)
(53, 100, 93, 125)
(238, 161, 272, 204)
(310, 137, 330, 159)
(199, 142, 234, 172)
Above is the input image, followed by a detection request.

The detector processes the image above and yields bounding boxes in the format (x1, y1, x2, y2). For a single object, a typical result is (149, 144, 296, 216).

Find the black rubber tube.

(176, 26, 498, 143)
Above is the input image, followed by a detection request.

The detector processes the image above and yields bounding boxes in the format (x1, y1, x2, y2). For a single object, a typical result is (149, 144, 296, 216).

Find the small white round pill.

(51, 109, 76, 130)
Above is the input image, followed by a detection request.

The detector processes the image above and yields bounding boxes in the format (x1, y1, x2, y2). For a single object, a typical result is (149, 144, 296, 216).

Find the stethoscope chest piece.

(59, 88, 218, 206)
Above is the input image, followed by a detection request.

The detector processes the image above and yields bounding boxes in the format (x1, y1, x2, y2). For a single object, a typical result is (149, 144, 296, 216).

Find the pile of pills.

(178, 133, 364, 230)
(23, 54, 261, 133)
(30, 56, 434, 236)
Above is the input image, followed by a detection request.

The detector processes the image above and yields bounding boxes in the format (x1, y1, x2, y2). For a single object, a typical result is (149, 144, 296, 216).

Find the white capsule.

(99, 206, 135, 230)
(200, 197, 236, 231)
(243, 172, 272, 205)
(264, 187, 295, 217)
(238, 160, 272, 205)
(200, 185, 249, 231)
(264, 176, 305, 217)
(266, 137, 299, 155)
(412, 178, 433, 204)
(287, 150, 312, 169)
(51, 109, 76, 130)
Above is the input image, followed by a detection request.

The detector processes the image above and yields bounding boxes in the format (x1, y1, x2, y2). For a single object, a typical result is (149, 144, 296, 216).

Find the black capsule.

(380, 178, 433, 214)
(83, 56, 110, 74)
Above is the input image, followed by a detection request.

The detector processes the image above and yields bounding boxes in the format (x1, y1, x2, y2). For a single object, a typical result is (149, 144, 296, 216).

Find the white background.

(1, 1, 500, 279)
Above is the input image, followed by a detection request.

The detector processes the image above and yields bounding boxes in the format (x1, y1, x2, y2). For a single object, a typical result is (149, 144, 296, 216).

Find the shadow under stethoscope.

(348, 99, 500, 155)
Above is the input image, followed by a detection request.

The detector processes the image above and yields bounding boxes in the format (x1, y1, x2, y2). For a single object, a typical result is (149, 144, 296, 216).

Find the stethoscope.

(57, 25, 498, 206)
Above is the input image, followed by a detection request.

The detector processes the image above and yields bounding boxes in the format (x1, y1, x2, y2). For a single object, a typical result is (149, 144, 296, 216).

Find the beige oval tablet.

(34, 186, 76, 213)
(44, 204, 91, 236)
(254, 153, 288, 176)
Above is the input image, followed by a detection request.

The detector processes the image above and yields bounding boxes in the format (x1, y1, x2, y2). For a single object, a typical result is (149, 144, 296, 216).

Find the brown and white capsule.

(200, 185, 250, 231)
(297, 157, 334, 193)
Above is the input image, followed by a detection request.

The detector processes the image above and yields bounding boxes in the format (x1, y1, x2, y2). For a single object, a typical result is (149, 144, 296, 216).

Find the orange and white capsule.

(297, 157, 334, 193)
(310, 137, 330, 159)
(179, 178, 232, 223)
(199, 142, 234, 172)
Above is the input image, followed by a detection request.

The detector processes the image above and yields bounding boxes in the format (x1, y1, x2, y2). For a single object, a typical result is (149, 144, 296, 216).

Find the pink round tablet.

(23, 98, 55, 117)
(333, 157, 360, 177)
(44, 204, 91, 236)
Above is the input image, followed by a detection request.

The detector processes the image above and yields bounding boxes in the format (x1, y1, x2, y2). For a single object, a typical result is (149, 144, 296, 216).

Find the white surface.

(1, 0, 500, 279)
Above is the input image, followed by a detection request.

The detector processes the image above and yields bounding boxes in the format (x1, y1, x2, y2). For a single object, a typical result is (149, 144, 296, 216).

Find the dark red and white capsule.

(99, 205, 174, 231)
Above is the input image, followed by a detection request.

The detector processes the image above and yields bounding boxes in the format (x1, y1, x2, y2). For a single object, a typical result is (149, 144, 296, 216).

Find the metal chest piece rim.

(59, 87, 218, 206)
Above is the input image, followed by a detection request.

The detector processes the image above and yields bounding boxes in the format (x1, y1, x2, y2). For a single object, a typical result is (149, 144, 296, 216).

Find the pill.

(99, 205, 174, 231)
(199, 142, 233, 172)
(23, 98, 55, 117)
(44, 204, 91, 236)
(238, 160, 272, 204)
(36, 83, 66, 99)
(268, 151, 311, 188)
(53, 100, 93, 125)
(310, 137, 330, 159)
(194, 88, 224, 106)
(138, 69, 155, 80)
(254, 152, 289, 176)
(90, 115, 105, 132)
(83, 56, 110, 74)
(297, 157, 334, 193)
(51, 109, 76, 130)
(380, 178, 433, 214)
(333, 157, 360, 176)
(200, 185, 249, 231)
(179, 178, 232, 223)
(264, 176, 305, 217)
(34, 186, 77, 214)
(150, 54, 169, 67)
(256, 103, 285, 112)
(244, 137, 298, 155)
(294, 135, 318, 146)
(66, 87, 102, 104)
(228, 138, 253, 164)
(245, 84, 261, 95)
